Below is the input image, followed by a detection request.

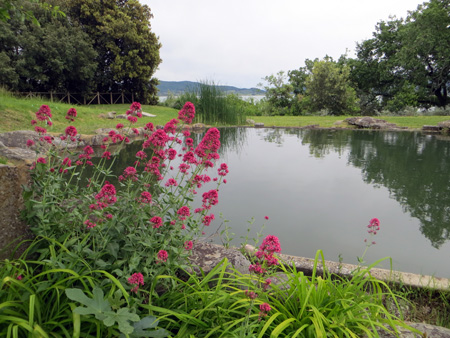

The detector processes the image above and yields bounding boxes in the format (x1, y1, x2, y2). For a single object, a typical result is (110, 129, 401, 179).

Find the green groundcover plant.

(0, 101, 420, 337)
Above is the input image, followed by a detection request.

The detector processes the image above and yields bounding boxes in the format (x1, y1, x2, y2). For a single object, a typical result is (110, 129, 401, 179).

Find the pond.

(96, 127, 450, 278)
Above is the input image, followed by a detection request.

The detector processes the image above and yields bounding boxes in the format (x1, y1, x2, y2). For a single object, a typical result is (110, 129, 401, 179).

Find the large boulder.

(345, 117, 402, 130)
(188, 242, 251, 276)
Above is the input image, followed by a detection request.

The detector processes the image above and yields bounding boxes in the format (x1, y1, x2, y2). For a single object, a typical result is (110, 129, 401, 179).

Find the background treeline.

(259, 0, 450, 116)
(0, 0, 161, 104)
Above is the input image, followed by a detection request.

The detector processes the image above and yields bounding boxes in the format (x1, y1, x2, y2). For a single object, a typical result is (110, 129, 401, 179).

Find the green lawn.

(1, 90, 449, 134)
(0, 91, 179, 134)
(249, 115, 450, 129)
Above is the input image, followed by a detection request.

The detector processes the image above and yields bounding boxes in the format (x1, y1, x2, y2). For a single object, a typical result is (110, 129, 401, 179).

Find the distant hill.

(157, 81, 265, 96)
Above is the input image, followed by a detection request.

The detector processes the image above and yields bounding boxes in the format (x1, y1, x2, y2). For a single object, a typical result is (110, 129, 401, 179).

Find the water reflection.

(297, 129, 450, 249)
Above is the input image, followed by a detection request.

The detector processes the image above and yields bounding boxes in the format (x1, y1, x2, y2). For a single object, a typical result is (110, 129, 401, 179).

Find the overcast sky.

(142, 0, 424, 88)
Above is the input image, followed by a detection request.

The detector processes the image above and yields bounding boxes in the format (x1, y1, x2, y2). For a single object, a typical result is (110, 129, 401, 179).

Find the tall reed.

(177, 81, 247, 125)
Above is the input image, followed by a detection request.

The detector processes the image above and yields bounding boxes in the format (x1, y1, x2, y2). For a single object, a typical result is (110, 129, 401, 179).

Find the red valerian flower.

(202, 213, 215, 226)
(144, 122, 154, 131)
(167, 148, 177, 160)
(130, 102, 141, 113)
(150, 216, 163, 228)
(177, 206, 190, 220)
(202, 189, 219, 209)
(127, 116, 138, 124)
(116, 123, 124, 129)
(259, 303, 271, 320)
(195, 128, 220, 159)
(157, 250, 168, 263)
(140, 191, 152, 204)
(165, 178, 178, 187)
(94, 183, 117, 209)
(26, 139, 35, 147)
(128, 272, 144, 293)
(65, 108, 77, 121)
(84, 219, 96, 229)
(218, 163, 229, 176)
(244, 290, 258, 299)
(184, 240, 193, 250)
(164, 118, 179, 134)
(178, 102, 196, 124)
(37, 157, 46, 164)
(36, 105, 52, 121)
(35, 126, 47, 134)
(136, 150, 147, 160)
(65, 126, 77, 137)
(259, 235, 281, 255)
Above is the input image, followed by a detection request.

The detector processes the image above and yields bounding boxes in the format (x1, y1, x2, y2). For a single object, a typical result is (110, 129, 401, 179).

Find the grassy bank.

(0, 90, 179, 134)
(2, 90, 450, 134)
(250, 115, 450, 129)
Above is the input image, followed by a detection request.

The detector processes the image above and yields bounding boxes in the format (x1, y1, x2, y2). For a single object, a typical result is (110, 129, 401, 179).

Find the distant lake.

(158, 95, 265, 103)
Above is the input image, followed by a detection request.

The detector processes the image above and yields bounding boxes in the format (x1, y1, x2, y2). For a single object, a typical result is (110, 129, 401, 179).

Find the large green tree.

(64, 0, 161, 104)
(258, 71, 294, 115)
(0, 0, 97, 93)
(0, 0, 161, 104)
(304, 57, 358, 115)
(351, 0, 450, 111)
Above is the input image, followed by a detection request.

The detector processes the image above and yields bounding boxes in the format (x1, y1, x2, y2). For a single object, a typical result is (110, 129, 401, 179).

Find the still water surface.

(103, 127, 450, 278)
(197, 128, 450, 278)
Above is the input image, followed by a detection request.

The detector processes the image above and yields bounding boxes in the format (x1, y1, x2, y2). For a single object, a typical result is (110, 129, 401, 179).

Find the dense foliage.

(0, 0, 161, 104)
(260, 0, 450, 116)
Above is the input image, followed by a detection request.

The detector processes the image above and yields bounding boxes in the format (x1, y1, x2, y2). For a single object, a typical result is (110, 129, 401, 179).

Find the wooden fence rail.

(15, 91, 135, 105)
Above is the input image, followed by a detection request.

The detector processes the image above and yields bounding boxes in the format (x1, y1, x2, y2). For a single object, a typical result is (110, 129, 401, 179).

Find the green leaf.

(109, 290, 126, 310)
(119, 316, 170, 338)
(66, 287, 111, 320)
(103, 308, 139, 334)
(107, 242, 120, 259)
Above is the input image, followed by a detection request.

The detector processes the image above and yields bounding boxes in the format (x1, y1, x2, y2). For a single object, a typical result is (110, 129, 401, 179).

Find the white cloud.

(143, 0, 423, 88)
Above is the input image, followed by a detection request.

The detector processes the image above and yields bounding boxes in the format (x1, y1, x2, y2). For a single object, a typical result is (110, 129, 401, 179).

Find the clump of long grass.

(146, 252, 419, 337)
(162, 81, 247, 125)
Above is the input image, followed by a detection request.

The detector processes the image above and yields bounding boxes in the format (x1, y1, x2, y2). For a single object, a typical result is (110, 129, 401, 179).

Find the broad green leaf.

(66, 287, 111, 319)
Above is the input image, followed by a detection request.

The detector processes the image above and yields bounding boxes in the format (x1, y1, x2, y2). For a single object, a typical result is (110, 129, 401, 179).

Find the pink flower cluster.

(250, 235, 282, 274)
(365, 218, 380, 245)
(259, 303, 271, 320)
(65, 108, 77, 122)
(194, 128, 220, 160)
(35, 104, 52, 123)
(184, 240, 193, 250)
(178, 102, 196, 124)
(77, 145, 94, 166)
(128, 272, 144, 293)
(157, 250, 168, 263)
(139, 191, 152, 204)
(218, 163, 229, 176)
(119, 166, 138, 182)
(91, 183, 117, 210)
(150, 216, 163, 229)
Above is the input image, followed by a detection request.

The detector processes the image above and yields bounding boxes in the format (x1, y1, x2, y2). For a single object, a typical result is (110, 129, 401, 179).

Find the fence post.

(121, 92, 124, 104)
(97, 92, 100, 105)
(68, 92, 71, 104)
(50, 91, 53, 102)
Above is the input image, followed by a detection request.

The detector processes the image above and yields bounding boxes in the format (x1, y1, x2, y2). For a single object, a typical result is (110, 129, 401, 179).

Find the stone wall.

(0, 164, 32, 259)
